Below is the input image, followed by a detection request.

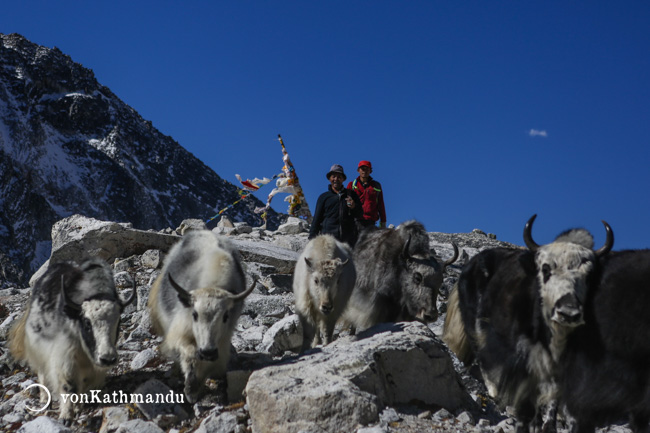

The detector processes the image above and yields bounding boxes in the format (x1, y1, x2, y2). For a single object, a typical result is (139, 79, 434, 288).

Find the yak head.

(524, 214, 613, 329)
(400, 237, 459, 323)
(304, 256, 350, 316)
(168, 270, 255, 362)
(62, 260, 136, 367)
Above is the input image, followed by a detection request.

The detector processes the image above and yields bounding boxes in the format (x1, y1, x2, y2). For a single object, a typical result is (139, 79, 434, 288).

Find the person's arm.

(377, 181, 387, 227)
(309, 195, 324, 239)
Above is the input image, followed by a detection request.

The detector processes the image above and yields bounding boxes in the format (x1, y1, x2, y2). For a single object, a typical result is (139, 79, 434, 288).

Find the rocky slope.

(0, 33, 282, 288)
(0, 214, 634, 433)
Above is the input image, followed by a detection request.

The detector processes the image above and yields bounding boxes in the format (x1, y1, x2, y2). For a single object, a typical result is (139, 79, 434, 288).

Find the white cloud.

(529, 129, 548, 137)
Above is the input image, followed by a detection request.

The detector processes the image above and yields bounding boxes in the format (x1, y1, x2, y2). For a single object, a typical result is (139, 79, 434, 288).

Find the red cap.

(358, 160, 372, 169)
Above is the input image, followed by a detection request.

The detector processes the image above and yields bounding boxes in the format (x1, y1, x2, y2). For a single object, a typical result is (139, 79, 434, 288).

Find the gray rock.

(194, 411, 239, 433)
(230, 239, 299, 273)
(99, 406, 130, 433)
(246, 322, 475, 433)
(0, 312, 19, 340)
(2, 371, 27, 387)
(457, 411, 475, 425)
(113, 257, 135, 273)
(258, 314, 302, 356)
(380, 407, 401, 423)
(432, 408, 455, 422)
(132, 379, 188, 422)
(234, 222, 253, 234)
(115, 419, 165, 433)
(114, 271, 135, 289)
(177, 219, 207, 235)
(271, 234, 309, 253)
(130, 348, 158, 370)
(243, 294, 291, 319)
(266, 274, 294, 294)
(238, 325, 268, 349)
(357, 427, 390, 433)
(30, 215, 180, 286)
(218, 215, 235, 228)
(141, 249, 165, 269)
(213, 226, 237, 236)
(3, 411, 25, 424)
(277, 217, 309, 235)
(127, 309, 153, 340)
(17, 416, 72, 433)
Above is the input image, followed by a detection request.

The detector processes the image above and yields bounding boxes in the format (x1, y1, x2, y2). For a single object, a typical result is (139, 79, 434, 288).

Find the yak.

(345, 220, 458, 333)
(293, 234, 356, 352)
(443, 215, 613, 433)
(9, 259, 135, 423)
(558, 249, 650, 433)
(147, 230, 255, 403)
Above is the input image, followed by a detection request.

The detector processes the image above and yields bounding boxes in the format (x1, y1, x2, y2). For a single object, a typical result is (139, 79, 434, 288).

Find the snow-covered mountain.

(0, 33, 282, 287)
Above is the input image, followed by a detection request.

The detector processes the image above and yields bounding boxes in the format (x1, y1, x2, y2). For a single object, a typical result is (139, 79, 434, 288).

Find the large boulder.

(229, 238, 300, 273)
(29, 214, 180, 286)
(245, 322, 475, 433)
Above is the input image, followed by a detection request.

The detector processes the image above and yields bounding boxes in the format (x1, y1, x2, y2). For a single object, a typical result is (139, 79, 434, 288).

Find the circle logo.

(24, 384, 51, 413)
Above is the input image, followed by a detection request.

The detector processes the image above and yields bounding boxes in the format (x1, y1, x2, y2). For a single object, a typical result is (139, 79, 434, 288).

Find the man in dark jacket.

(347, 160, 387, 229)
(309, 164, 363, 246)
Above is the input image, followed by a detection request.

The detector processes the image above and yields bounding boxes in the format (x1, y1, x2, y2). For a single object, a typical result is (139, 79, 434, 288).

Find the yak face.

(524, 214, 613, 329)
(401, 255, 444, 322)
(399, 235, 458, 323)
(535, 242, 595, 328)
(78, 299, 121, 367)
(189, 289, 237, 361)
(60, 260, 132, 368)
(169, 275, 255, 361)
(305, 257, 348, 316)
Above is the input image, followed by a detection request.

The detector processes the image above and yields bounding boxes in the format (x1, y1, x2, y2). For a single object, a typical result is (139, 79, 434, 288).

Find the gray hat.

(326, 164, 346, 181)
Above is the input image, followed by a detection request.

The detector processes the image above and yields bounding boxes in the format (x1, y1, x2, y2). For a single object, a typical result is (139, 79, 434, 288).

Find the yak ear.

(168, 274, 192, 308)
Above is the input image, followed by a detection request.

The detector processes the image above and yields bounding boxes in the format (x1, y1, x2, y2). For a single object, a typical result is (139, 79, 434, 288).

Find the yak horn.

(444, 243, 460, 267)
(402, 236, 413, 260)
(523, 214, 540, 251)
(168, 274, 192, 306)
(231, 278, 257, 301)
(595, 221, 614, 257)
(61, 275, 81, 312)
(120, 275, 137, 308)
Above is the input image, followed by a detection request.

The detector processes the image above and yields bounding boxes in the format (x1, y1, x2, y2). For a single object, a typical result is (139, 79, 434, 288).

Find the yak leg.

(322, 315, 337, 345)
(58, 380, 77, 425)
(311, 319, 323, 348)
(298, 313, 316, 353)
(56, 360, 78, 425)
(540, 400, 558, 433)
(569, 421, 595, 433)
(37, 373, 49, 404)
(179, 345, 201, 403)
(514, 398, 535, 433)
(630, 412, 650, 433)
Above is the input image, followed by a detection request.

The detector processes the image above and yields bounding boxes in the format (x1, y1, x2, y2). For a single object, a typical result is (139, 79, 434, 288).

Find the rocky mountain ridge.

(0, 33, 282, 287)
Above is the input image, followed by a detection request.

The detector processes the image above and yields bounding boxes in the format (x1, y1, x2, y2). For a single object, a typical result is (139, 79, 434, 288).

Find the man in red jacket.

(347, 160, 387, 229)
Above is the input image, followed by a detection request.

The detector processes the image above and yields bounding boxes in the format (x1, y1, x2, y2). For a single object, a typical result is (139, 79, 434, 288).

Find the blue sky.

(3, 1, 649, 249)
